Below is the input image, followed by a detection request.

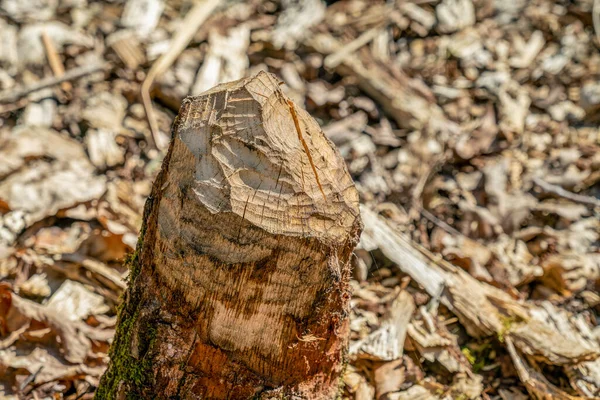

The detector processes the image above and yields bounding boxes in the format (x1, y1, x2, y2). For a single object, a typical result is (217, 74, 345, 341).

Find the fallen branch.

(324, 24, 386, 69)
(360, 206, 600, 395)
(533, 177, 600, 208)
(0, 62, 108, 104)
(309, 32, 460, 137)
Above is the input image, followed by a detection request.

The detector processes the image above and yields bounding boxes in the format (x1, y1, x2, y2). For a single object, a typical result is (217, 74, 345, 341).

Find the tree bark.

(95, 71, 362, 399)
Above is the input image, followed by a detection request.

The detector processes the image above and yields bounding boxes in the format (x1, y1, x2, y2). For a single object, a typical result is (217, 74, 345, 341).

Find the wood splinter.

(96, 71, 362, 399)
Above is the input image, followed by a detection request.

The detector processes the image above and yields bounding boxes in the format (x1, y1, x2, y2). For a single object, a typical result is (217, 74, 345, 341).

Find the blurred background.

(0, 0, 599, 399)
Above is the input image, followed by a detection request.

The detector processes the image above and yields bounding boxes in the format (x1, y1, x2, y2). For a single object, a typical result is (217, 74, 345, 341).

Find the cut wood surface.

(95, 71, 362, 399)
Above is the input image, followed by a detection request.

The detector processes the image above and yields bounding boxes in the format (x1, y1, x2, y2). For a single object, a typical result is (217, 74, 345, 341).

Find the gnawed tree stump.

(96, 71, 362, 399)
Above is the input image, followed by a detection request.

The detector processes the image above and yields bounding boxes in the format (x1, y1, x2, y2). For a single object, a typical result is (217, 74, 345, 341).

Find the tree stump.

(95, 71, 362, 399)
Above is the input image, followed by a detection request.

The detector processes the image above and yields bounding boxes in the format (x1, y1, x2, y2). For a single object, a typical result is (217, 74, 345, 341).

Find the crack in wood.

(286, 99, 327, 202)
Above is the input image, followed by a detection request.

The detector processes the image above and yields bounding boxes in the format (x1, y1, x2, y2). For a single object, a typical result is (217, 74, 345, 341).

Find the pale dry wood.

(85, 129, 126, 169)
(97, 71, 362, 399)
(191, 25, 250, 95)
(0, 62, 108, 104)
(509, 30, 545, 69)
(360, 206, 600, 395)
(533, 177, 600, 208)
(271, 0, 325, 50)
(388, 385, 439, 400)
(408, 306, 470, 373)
(569, 359, 600, 398)
(120, 0, 164, 37)
(506, 336, 582, 400)
(41, 31, 71, 92)
(309, 33, 460, 138)
(158, 71, 360, 303)
(0, 19, 18, 68)
(59, 254, 126, 291)
(324, 24, 385, 69)
(0, 126, 107, 229)
(435, 0, 476, 34)
(141, 0, 222, 149)
(106, 30, 145, 70)
(350, 289, 414, 361)
(323, 111, 367, 145)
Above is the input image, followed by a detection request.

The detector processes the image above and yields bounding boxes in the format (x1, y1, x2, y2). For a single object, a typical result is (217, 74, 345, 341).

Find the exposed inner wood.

(97, 71, 362, 399)
(285, 98, 327, 201)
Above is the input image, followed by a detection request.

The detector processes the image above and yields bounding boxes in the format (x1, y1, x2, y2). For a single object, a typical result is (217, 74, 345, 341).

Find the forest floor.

(0, 0, 599, 399)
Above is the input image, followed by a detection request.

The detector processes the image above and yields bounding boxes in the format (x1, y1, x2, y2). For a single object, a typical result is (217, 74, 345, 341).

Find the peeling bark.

(95, 72, 362, 399)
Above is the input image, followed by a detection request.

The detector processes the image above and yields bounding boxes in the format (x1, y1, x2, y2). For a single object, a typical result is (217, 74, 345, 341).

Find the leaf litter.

(0, 0, 599, 399)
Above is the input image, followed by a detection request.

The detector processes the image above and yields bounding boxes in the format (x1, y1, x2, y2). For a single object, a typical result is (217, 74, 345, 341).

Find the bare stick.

(532, 177, 600, 208)
(41, 31, 71, 92)
(324, 24, 386, 69)
(140, 0, 222, 150)
(0, 62, 108, 104)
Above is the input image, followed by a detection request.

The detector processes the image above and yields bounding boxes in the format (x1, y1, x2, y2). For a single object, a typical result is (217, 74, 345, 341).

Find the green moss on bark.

(95, 282, 157, 398)
(95, 223, 156, 399)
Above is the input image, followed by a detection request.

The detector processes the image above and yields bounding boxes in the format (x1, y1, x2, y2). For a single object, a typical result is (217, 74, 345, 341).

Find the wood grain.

(96, 71, 362, 399)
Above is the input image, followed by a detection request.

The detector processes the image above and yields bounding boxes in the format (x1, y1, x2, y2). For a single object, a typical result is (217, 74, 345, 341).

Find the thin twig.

(19, 366, 43, 391)
(74, 382, 91, 400)
(0, 98, 28, 114)
(419, 207, 463, 237)
(533, 177, 600, 208)
(141, 0, 223, 150)
(41, 31, 71, 92)
(0, 62, 108, 104)
(324, 23, 387, 69)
